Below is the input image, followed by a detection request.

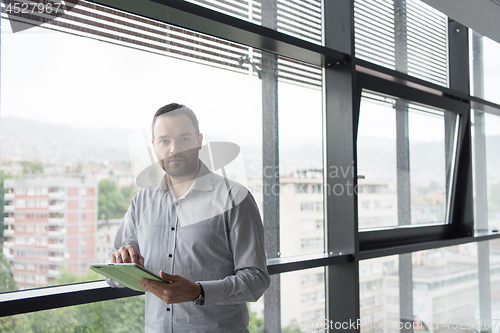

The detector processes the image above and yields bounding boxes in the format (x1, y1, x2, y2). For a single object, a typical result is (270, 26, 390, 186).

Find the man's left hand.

(139, 271, 201, 304)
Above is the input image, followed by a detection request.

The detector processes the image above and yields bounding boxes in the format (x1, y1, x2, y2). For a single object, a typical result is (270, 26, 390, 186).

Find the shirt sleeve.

(199, 187, 271, 305)
(105, 196, 140, 288)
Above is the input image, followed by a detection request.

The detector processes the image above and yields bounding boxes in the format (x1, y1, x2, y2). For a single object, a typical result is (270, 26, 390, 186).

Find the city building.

(3, 176, 98, 288)
(95, 219, 122, 264)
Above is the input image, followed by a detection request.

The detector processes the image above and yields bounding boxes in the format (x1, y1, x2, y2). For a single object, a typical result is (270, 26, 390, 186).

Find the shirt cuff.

(198, 280, 225, 305)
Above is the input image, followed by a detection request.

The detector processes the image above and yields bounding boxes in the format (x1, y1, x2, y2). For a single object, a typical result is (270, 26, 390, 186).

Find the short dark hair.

(151, 103, 200, 139)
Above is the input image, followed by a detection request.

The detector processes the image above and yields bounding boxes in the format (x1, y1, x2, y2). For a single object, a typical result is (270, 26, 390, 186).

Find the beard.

(159, 151, 199, 178)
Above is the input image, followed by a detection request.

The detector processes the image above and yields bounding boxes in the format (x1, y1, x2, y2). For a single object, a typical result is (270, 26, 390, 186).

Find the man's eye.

(181, 137, 190, 142)
(160, 140, 169, 144)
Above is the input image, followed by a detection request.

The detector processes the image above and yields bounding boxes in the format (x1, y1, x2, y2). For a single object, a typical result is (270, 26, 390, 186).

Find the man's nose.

(169, 141, 181, 154)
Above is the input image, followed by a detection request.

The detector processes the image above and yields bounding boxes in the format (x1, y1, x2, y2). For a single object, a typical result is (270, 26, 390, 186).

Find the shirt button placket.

(167, 201, 179, 274)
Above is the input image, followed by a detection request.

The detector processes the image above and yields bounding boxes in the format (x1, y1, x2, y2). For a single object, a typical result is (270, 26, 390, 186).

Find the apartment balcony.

(4, 217, 14, 223)
(48, 243, 64, 250)
(4, 229, 15, 236)
(48, 256, 65, 262)
(4, 205, 15, 212)
(48, 218, 65, 225)
(48, 230, 64, 237)
(3, 241, 13, 248)
(48, 191, 65, 199)
(48, 269, 60, 276)
(48, 204, 65, 211)
(4, 193, 15, 200)
(3, 250, 13, 260)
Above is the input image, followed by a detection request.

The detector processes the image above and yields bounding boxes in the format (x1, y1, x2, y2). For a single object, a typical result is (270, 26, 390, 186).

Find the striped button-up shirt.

(108, 162, 270, 333)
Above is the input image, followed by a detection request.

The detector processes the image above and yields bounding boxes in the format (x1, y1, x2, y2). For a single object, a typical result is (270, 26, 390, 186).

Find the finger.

(139, 256, 145, 267)
(119, 247, 132, 263)
(140, 278, 169, 292)
(113, 251, 124, 263)
(128, 247, 144, 265)
(110, 252, 116, 263)
(160, 271, 181, 282)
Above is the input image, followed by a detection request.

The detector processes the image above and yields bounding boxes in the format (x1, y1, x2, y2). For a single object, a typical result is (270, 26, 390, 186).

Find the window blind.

(1, 0, 321, 89)
(354, 0, 448, 87)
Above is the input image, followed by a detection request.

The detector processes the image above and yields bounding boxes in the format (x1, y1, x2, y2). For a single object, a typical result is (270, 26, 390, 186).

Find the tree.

(248, 305, 264, 333)
(20, 161, 44, 175)
(0, 252, 18, 331)
(247, 305, 302, 333)
(0, 252, 17, 292)
(98, 180, 129, 220)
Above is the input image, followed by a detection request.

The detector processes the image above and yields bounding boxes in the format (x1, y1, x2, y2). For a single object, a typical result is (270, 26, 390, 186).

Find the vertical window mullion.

(471, 29, 493, 329)
(261, 0, 281, 331)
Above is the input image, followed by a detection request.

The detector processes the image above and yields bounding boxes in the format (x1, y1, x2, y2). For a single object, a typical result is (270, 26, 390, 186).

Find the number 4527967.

(5, 1, 64, 15)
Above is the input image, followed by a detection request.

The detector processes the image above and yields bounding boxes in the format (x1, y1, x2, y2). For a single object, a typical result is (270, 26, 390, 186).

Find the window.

(357, 91, 458, 229)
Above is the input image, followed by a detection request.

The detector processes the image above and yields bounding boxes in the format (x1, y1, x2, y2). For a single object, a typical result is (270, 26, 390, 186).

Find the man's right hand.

(111, 245, 145, 267)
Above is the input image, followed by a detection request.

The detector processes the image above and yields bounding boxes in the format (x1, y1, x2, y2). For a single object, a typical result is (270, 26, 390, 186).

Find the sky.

(0, 19, 323, 148)
(1, 14, 499, 151)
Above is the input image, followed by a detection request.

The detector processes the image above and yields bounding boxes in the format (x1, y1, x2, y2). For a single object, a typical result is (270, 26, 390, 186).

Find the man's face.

(152, 113, 203, 179)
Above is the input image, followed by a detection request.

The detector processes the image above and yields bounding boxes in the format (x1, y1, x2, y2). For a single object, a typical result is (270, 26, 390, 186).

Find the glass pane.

(278, 67, 323, 258)
(1, 5, 263, 291)
(471, 31, 500, 105)
(256, 267, 326, 332)
(472, 112, 500, 231)
(489, 239, 500, 333)
(357, 93, 398, 229)
(359, 256, 400, 332)
(413, 244, 480, 331)
(357, 91, 456, 229)
(408, 107, 449, 225)
(362, 245, 486, 333)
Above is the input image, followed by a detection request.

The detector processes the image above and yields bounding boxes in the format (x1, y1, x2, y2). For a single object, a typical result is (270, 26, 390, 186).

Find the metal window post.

(323, 1, 359, 331)
(394, 1, 413, 330)
(471, 29, 492, 332)
(261, 0, 281, 332)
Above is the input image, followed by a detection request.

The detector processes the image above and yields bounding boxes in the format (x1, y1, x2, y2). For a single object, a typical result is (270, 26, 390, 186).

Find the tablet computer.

(89, 263, 169, 292)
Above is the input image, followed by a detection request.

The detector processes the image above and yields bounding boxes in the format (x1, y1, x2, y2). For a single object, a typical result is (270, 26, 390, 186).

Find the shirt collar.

(190, 161, 214, 192)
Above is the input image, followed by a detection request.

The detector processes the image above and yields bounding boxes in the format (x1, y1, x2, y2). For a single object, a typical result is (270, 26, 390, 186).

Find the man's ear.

(197, 133, 203, 149)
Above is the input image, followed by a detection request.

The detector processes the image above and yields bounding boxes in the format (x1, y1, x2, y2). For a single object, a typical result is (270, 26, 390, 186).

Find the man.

(107, 103, 270, 333)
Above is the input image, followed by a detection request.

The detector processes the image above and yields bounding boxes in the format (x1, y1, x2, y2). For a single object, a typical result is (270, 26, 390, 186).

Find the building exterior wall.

(3, 176, 97, 288)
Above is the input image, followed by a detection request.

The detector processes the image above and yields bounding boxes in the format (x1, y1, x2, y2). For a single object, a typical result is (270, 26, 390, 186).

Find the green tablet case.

(89, 263, 167, 292)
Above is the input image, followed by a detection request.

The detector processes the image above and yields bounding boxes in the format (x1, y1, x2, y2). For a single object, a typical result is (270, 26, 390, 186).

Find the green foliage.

(248, 305, 302, 333)
(50, 267, 101, 285)
(282, 325, 303, 333)
(248, 305, 264, 333)
(0, 252, 17, 292)
(120, 186, 137, 203)
(20, 161, 44, 175)
(98, 180, 130, 220)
